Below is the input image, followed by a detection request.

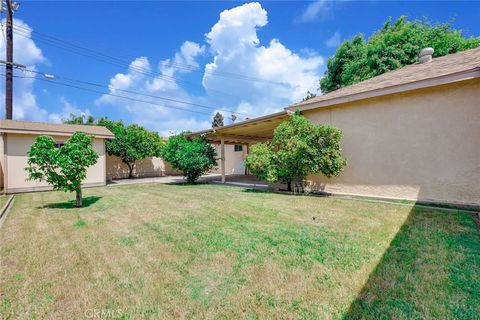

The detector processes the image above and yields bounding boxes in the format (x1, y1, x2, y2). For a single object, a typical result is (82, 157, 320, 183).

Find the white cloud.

(107, 57, 150, 92)
(96, 41, 209, 136)
(145, 43, 204, 93)
(206, 2, 267, 58)
(3, 3, 324, 137)
(47, 97, 91, 124)
(4, 20, 45, 66)
(203, 2, 323, 117)
(98, 2, 324, 135)
(173, 41, 205, 71)
(0, 20, 86, 125)
(325, 31, 342, 48)
(0, 19, 52, 121)
(296, 0, 333, 23)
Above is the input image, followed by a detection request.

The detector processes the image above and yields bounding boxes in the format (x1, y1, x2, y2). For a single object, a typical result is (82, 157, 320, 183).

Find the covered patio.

(188, 111, 289, 184)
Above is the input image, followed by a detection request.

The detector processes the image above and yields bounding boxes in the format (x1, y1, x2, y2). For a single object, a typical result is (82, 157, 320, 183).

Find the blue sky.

(4, 1, 480, 135)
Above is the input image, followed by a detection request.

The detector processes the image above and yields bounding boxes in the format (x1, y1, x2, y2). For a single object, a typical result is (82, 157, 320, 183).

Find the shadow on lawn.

(343, 204, 480, 319)
(164, 181, 210, 186)
(39, 196, 103, 209)
(242, 183, 480, 318)
(242, 188, 270, 193)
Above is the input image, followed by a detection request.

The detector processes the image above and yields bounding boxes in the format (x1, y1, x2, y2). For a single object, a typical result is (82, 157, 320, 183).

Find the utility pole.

(5, 0, 13, 119)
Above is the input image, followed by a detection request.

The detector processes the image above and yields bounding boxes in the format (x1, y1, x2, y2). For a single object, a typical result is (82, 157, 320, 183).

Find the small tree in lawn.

(98, 118, 164, 178)
(26, 132, 99, 207)
(245, 111, 346, 191)
(161, 134, 217, 183)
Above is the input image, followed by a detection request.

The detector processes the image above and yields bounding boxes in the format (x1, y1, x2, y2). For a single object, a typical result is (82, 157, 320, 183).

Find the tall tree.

(26, 132, 99, 207)
(246, 111, 346, 191)
(320, 16, 480, 93)
(161, 134, 217, 183)
(302, 91, 317, 102)
(63, 113, 96, 125)
(98, 118, 164, 178)
(212, 112, 224, 128)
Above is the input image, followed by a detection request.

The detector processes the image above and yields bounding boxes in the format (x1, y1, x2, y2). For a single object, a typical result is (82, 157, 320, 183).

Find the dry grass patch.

(0, 184, 478, 319)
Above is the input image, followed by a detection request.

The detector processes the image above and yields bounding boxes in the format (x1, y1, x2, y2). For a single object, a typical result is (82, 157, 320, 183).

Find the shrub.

(161, 134, 217, 183)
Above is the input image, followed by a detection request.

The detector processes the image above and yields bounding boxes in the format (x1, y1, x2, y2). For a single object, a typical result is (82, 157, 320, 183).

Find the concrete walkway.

(107, 174, 219, 186)
(107, 174, 269, 189)
(209, 175, 269, 188)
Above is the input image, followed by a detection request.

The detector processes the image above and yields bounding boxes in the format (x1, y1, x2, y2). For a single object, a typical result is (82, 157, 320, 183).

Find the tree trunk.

(76, 187, 82, 208)
(287, 181, 292, 192)
(128, 163, 135, 178)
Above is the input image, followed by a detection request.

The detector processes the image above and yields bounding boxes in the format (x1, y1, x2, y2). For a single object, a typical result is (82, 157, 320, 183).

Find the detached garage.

(0, 120, 114, 194)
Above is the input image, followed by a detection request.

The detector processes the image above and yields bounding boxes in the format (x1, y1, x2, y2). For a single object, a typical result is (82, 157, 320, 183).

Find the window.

(54, 142, 65, 149)
(234, 144, 243, 152)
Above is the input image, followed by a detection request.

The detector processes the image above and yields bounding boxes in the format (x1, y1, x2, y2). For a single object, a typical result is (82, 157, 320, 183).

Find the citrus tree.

(26, 132, 99, 207)
(98, 118, 164, 178)
(245, 111, 346, 191)
(161, 134, 217, 183)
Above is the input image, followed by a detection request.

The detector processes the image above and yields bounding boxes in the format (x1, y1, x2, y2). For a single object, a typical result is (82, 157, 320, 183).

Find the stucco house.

(0, 120, 114, 193)
(189, 47, 480, 208)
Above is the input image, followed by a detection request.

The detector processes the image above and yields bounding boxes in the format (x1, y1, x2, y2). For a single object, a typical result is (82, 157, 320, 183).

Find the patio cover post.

(220, 137, 226, 183)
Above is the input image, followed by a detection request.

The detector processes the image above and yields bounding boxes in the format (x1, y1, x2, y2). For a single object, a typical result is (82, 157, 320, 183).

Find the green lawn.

(0, 184, 478, 319)
(0, 194, 9, 210)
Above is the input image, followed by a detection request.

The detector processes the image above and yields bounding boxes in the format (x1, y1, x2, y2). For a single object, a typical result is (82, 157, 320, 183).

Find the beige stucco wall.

(301, 78, 480, 206)
(3, 133, 106, 193)
(211, 144, 247, 175)
(106, 155, 180, 180)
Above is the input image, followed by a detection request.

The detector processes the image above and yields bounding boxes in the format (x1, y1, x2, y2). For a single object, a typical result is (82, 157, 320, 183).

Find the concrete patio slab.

(107, 174, 269, 189)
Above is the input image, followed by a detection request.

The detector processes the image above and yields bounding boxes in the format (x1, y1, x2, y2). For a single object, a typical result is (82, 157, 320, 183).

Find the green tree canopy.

(320, 16, 480, 93)
(244, 142, 278, 183)
(161, 134, 217, 183)
(63, 113, 96, 125)
(26, 132, 99, 207)
(245, 111, 346, 191)
(98, 118, 164, 178)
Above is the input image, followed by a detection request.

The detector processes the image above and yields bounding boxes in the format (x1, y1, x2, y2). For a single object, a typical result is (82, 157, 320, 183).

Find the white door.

(231, 144, 246, 175)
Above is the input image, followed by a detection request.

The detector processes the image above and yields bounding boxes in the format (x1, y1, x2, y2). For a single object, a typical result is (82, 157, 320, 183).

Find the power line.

(12, 73, 214, 116)
(61, 76, 248, 115)
(11, 22, 294, 87)
(12, 26, 246, 100)
(4, 22, 253, 117)
(17, 66, 250, 116)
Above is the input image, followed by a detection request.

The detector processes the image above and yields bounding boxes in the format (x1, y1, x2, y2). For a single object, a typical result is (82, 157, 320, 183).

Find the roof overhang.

(0, 120, 115, 139)
(187, 60, 480, 144)
(287, 67, 480, 113)
(0, 128, 115, 139)
(188, 111, 289, 144)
